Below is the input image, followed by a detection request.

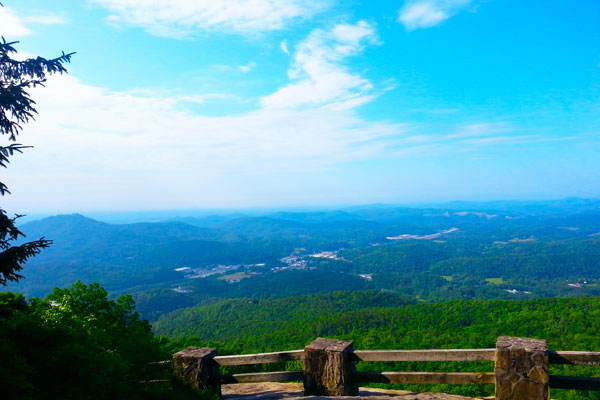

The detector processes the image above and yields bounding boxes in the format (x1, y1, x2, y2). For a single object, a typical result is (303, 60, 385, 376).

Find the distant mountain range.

(4, 199, 600, 321)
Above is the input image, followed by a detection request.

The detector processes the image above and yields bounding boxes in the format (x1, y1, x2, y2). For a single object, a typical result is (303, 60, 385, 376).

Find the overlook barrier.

(173, 336, 600, 399)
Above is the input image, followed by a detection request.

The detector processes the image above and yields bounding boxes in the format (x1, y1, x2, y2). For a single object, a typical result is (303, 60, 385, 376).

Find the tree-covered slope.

(8, 202, 600, 322)
(157, 294, 600, 352)
(159, 294, 600, 399)
(154, 290, 413, 340)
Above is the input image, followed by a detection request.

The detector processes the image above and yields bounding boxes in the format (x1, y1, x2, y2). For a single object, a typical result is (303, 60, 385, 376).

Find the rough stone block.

(173, 347, 220, 397)
(303, 337, 357, 396)
(495, 336, 549, 400)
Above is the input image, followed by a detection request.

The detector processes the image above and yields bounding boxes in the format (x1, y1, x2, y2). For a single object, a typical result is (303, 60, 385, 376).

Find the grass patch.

(509, 237, 537, 243)
(441, 275, 454, 282)
(485, 277, 505, 285)
(218, 272, 251, 281)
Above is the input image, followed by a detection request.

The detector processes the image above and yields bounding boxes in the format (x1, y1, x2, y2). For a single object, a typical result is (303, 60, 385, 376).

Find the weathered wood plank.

(550, 375, 600, 391)
(352, 349, 496, 362)
(549, 351, 600, 366)
(353, 372, 495, 385)
(214, 350, 304, 366)
(147, 360, 171, 365)
(217, 371, 304, 384)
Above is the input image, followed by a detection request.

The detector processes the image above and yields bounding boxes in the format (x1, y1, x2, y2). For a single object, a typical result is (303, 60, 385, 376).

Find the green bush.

(0, 282, 207, 400)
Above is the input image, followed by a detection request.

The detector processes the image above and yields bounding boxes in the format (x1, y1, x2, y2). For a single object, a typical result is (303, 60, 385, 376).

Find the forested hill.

(7, 200, 600, 322)
(156, 292, 600, 353)
(154, 290, 415, 340)
(157, 292, 600, 399)
(4, 201, 600, 400)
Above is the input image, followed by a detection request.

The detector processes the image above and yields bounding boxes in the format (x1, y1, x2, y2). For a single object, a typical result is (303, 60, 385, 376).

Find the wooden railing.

(214, 350, 304, 384)
(173, 336, 600, 399)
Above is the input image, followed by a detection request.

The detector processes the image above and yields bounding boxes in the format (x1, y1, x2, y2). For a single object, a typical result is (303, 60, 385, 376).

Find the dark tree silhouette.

(0, 35, 74, 285)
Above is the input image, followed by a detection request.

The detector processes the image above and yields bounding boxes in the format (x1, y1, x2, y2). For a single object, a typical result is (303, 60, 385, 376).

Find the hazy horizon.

(10, 196, 599, 225)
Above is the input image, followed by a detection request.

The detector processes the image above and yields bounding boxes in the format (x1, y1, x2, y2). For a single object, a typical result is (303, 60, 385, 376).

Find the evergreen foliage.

(0, 36, 74, 285)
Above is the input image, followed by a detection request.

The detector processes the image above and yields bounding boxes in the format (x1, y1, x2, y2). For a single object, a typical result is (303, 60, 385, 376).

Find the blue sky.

(1, 0, 599, 213)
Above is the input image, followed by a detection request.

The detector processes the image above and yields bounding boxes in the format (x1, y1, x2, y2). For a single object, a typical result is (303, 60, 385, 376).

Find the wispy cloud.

(462, 135, 579, 146)
(460, 135, 543, 146)
(261, 21, 378, 109)
(0, 7, 66, 37)
(89, 0, 331, 38)
(6, 22, 404, 211)
(215, 62, 257, 74)
(398, 0, 476, 30)
(5, 73, 408, 210)
(6, 70, 571, 211)
(409, 108, 459, 114)
(0, 7, 32, 36)
(280, 39, 290, 54)
(447, 122, 514, 139)
(440, 122, 577, 151)
(238, 61, 256, 73)
(24, 12, 67, 25)
(4, 17, 573, 211)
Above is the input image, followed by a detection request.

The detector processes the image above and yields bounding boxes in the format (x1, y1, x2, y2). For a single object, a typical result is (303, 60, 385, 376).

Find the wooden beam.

(354, 371, 495, 385)
(353, 349, 496, 362)
(550, 375, 600, 391)
(217, 371, 304, 384)
(549, 351, 600, 366)
(214, 350, 304, 366)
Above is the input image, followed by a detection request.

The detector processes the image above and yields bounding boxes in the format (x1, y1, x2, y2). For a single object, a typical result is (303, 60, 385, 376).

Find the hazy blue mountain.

(5, 200, 600, 320)
(8, 214, 238, 296)
(163, 214, 247, 228)
(17, 214, 221, 263)
(268, 210, 360, 223)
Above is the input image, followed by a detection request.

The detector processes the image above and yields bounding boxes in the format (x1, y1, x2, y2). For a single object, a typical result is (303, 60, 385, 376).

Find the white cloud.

(214, 62, 257, 73)
(3, 73, 408, 211)
(3, 19, 560, 211)
(261, 21, 378, 109)
(24, 13, 67, 25)
(398, 0, 474, 30)
(89, 0, 330, 37)
(0, 7, 32, 36)
(238, 61, 256, 73)
(440, 122, 569, 150)
(280, 39, 289, 54)
(461, 135, 542, 146)
(4, 72, 562, 211)
(173, 93, 236, 103)
(0, 7, 66, 37)
(447, 122, 514, 139)
(4, 22, 397, 211)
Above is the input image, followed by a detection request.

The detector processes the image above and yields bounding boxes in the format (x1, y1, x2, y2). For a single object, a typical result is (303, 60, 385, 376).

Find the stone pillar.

(495, 336, 549, 400)
(173, 347, 220, 397)
(303, 337, 357, 396)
